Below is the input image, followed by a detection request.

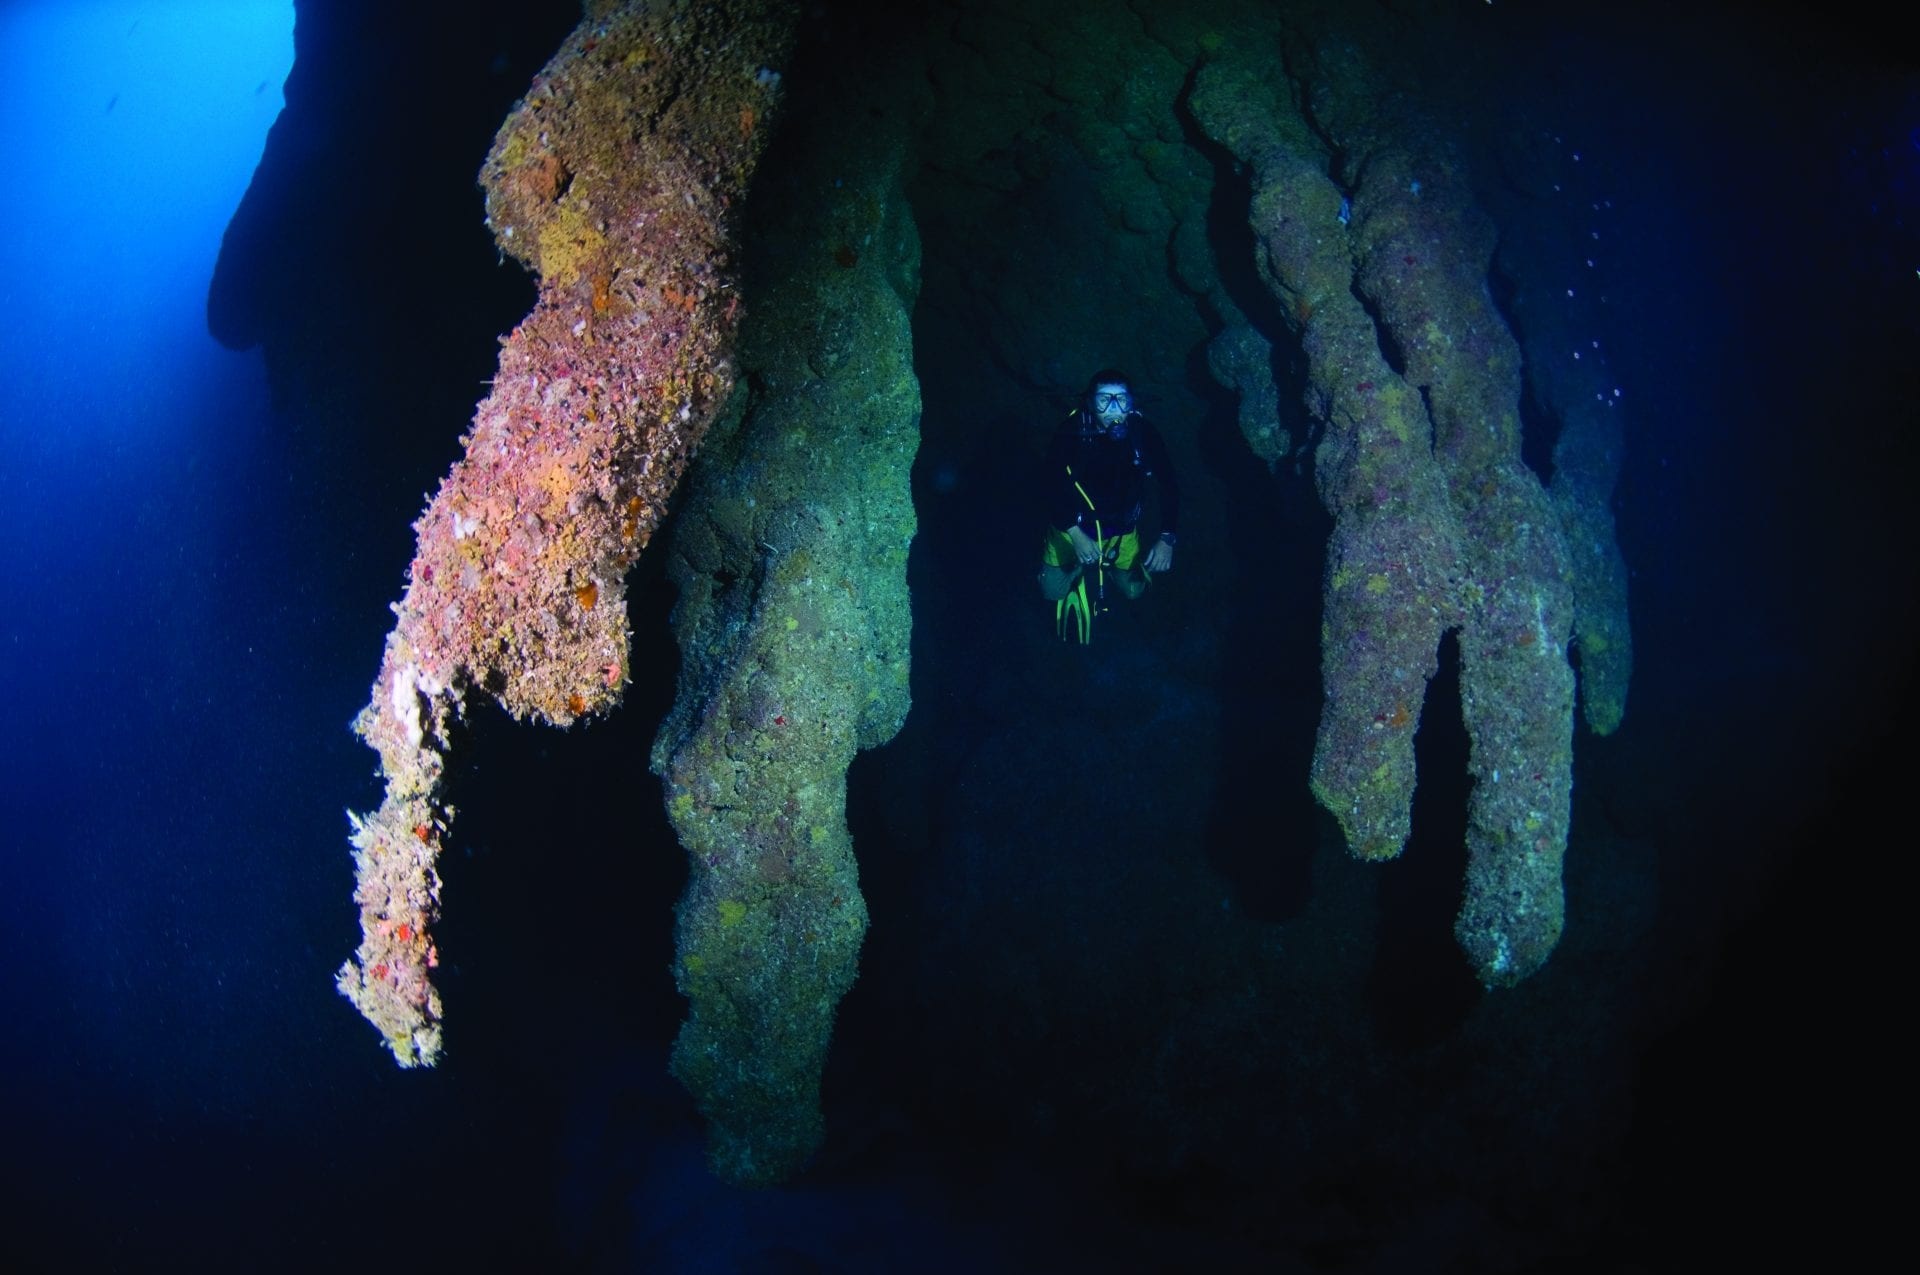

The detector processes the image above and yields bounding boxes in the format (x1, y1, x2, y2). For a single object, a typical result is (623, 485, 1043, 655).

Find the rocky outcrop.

(338, 0, 797, 1066)
(1191, 22, 1592, 984)
(649, 38, 923, 1185)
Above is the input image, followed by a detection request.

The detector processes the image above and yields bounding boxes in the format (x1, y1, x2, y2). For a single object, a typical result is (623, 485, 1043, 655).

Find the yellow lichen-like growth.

(536, 203, 606, 287)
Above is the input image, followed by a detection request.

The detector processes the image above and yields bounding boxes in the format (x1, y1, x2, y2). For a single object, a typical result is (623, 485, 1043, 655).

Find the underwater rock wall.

(338, 0, 796, 1067)
(648, 56, 923, 1183)
(913, 0, 1218, 405)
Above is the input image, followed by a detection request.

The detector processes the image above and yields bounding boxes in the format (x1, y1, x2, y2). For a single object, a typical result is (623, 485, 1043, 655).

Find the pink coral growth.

(336, 0, 793, 1068)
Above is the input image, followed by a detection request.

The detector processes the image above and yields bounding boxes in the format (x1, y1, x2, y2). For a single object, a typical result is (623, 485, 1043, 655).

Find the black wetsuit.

(1043, 410, 1181, 541)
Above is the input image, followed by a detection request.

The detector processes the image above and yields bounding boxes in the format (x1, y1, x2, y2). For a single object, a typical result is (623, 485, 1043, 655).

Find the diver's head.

(1085, 368, 1133, 430)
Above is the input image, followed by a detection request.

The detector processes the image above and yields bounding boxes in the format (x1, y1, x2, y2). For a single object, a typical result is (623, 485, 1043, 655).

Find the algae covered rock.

(650, 45, 922, 1183)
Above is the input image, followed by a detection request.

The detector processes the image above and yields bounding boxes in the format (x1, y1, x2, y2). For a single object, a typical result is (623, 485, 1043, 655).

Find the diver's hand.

(1144, 538, 1174, 573)
(1066, 525, 1099, 565)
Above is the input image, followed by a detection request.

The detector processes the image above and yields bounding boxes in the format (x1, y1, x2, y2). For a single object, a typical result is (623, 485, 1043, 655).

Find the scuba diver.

(1037, 369, 1181, 642)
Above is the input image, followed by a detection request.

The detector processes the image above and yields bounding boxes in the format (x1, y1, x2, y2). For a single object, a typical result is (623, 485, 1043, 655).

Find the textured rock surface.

(1191, 12, 1594, 985)
(339, 0, 796, 1067)
(331, 0, 1632, 1157)
(913, 0, 1216, 404)
(648, 39, 922, 1183)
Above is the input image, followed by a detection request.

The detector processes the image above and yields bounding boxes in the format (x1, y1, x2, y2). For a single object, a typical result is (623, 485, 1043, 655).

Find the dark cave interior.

(97, 0, 1912, 1267)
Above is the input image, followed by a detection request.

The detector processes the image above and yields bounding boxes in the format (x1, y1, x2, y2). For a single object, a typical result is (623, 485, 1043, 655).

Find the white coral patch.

(391, 662, 424, 749)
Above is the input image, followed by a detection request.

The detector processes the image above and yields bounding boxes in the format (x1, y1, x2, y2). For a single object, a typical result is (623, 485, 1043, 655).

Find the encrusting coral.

(338, 0, 796, 1067)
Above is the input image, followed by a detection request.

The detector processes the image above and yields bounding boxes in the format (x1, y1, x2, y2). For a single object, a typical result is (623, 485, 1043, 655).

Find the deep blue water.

(3, 1, 1916, 1270)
